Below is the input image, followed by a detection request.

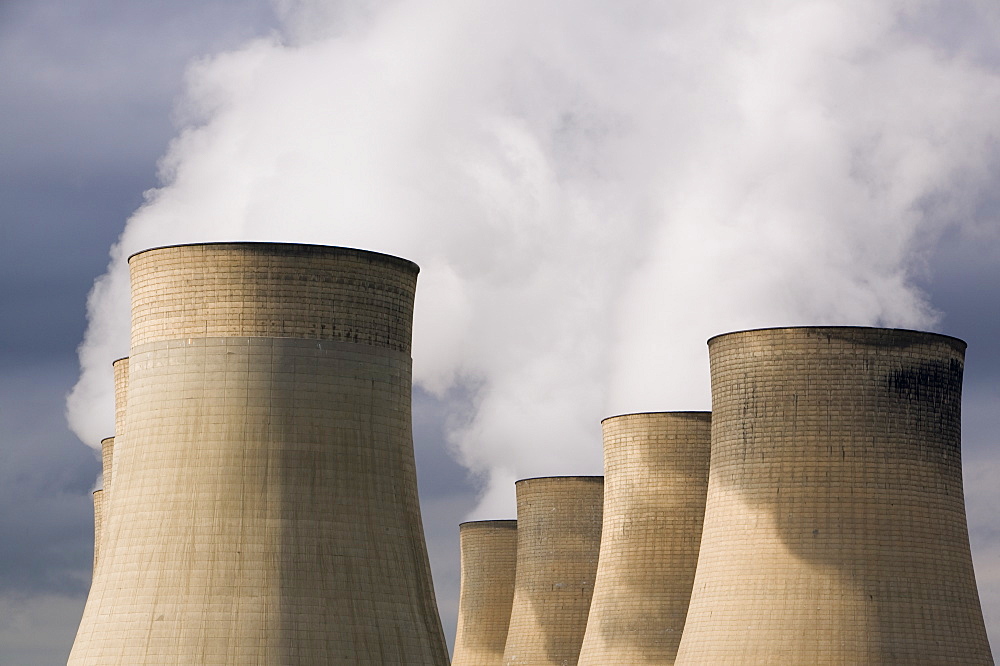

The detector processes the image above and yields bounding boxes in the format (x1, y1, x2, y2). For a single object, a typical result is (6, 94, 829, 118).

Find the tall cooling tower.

(578, 412, 711, 665)
(100, 437, 114, 500)
(108, 356, 128, 506)
(69, 242, 448, 665)
(452, 520, 518, 666)
(91, 490, 103, 570)
(91, 435, 115, 569)
(674, 327, 993, 665)
(502, 476, 603, 666)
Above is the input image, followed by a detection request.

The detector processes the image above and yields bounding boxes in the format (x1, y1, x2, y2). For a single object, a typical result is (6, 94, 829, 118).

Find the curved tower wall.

(452, 520, 518, 666)
(578, 412, 711, 665)
(674, 327, 993, 665)
(70, 243, 448, 665)
(503, 476, 603, 666)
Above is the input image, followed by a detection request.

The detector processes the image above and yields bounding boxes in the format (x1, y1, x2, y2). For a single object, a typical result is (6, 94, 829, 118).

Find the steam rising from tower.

(67, 2, 1000, 522)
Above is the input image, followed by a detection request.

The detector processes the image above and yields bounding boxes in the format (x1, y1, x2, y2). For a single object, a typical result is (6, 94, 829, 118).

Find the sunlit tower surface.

(69, 242, 448, 665)
(451, 520, 518, 666)
(674, 327, 993, 665)
(578, 411, 711, 665)
(502, 476, 603, 666)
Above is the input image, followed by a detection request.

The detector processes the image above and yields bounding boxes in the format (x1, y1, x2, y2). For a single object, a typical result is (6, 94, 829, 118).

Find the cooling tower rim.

(93, 489, 102, 496)
(601, 410, 710, 424)
(112, 356, 129, 365)
(100, 436, 114, 444)
(707, 325, 966, 349)
(127, 242, 420, 273)
(514, 475, 604, 485)
(459, 519, 517, 529)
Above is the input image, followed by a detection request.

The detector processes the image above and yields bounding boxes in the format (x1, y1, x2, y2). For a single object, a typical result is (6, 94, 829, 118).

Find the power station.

(71, 245, 993, 665)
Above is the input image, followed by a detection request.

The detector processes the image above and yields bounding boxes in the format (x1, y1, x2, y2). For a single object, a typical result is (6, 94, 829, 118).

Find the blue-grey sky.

(1, 1, 998, 663)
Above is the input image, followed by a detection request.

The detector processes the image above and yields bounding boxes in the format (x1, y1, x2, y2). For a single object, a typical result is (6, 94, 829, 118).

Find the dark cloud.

(413, 385, 483, 649)
(0, 363, 99, 597)
(0, 1, 276, 660)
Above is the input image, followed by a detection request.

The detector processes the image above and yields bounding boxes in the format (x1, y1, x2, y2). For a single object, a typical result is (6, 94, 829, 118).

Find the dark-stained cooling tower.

(452, 520, 518, 666)
(674, 327, 993, 665)
(578, 411, 711, 665)
(502, 476, 603, 666)
(69, 242, 448, 665)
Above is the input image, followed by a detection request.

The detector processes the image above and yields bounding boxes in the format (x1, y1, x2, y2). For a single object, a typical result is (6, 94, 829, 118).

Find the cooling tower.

(69, 242, 448, 665)
(452, 520, 518, 666)
(502, 476, 603, 666)
(108, 357, 127, 504)
(578, 412, 711, 665)
(100, 437, 114, 499)
(91, 490, 103, 570)
(674, 327, 993, 665)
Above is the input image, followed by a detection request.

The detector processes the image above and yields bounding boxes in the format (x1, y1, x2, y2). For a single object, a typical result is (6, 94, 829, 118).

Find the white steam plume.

(68, 0, 1000, 520)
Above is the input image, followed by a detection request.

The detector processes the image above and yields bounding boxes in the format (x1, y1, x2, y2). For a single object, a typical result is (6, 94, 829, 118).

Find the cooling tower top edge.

(600, 410, 711, 424)
(706, 325, 966, 349)
(459, 519, 518, 529)
(514, 475, 604, 485)
(126, 242, 419, 273)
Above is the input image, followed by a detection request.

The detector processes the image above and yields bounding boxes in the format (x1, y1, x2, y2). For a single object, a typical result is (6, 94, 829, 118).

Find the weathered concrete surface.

(503, 476, 603, 666)
(578, 411, 710, 665)
(452, 520, 518, 666)
(69, 243, 447, 665)
(675, 327, 993, 665)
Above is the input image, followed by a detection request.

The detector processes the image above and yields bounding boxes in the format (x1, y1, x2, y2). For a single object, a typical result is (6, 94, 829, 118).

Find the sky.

(1, 0, 999, 662)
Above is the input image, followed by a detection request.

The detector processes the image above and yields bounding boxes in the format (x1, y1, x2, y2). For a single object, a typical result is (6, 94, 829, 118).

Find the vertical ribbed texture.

(92, 490, 103, 571)
(100, 437, 114, 501)
(69, 243, 447, 665)
(109, 357, 128, 518)
(503, 476, 603, 666)
(578, 412, 711, 665)
(452, 520, 518, 666)
(112, 357, 128, 439)
(675, 327, 993, 665)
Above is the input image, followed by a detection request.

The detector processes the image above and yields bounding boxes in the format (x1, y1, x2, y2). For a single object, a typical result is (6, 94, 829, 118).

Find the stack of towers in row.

(454, 328, 993, 665)
(72, 243, 993, 665)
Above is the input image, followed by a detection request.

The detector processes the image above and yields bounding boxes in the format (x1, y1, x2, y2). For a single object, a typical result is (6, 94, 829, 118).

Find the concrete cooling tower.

(578, 411, 711, 665)
(502, 476, 603, 666)
(100, 437, 114, 500)
(91, 490, 103, 571)
(108, 356, 128, 506)
(69, 243, 448, 665)
(452, 520, 518, 666)
(674, 327, 993, 665)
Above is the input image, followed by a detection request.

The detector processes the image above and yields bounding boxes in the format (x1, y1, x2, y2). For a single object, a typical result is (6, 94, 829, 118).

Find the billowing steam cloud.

(68, 0, 1000, 518)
